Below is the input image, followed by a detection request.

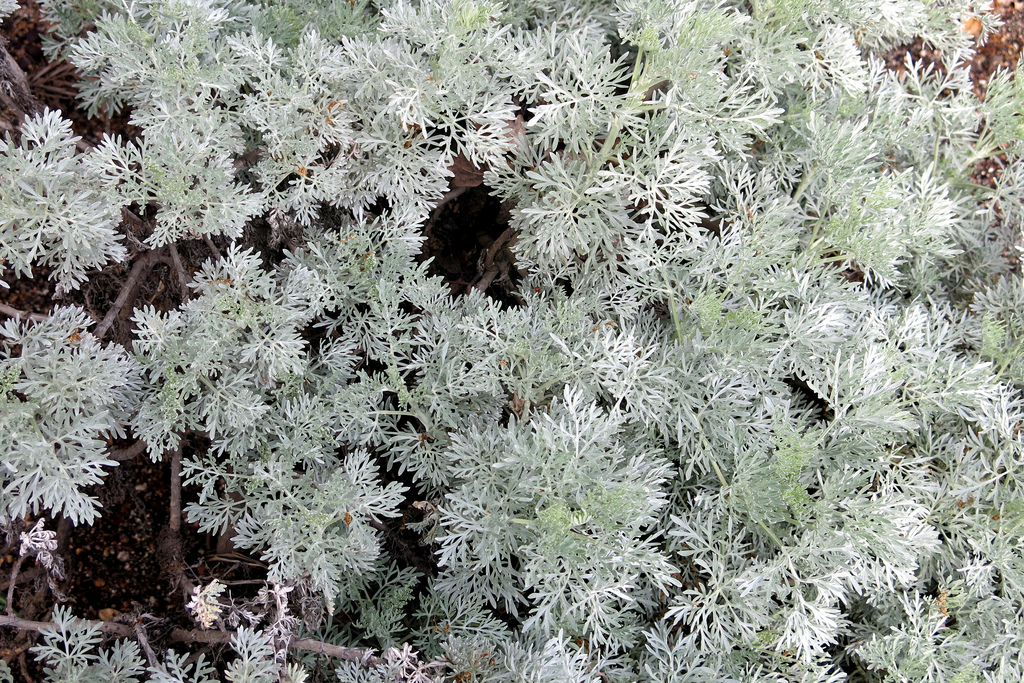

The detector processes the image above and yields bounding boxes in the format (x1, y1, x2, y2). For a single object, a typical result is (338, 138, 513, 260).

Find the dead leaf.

(449, 153, 485, 187)
(963, 16, 983, 38)
(504, 115, 526, 141)
(509, 393, 525, 418)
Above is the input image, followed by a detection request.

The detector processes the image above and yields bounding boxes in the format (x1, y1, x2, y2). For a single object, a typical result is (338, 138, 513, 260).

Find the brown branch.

(158, 446, 193, 600)
(1, 614, 135, 638)
(18, 651, 34, 683)
(203, 235, 220, 258)
(0, 639, 32, 665)
(206, 552, 266, 570)
(169, 448, 182, 535)
(0, 303, 48, 323)
(108, 440, 148, 462)
(121, 207, 144, 226)
(94, 247, 167, 339)
(468, 228, 515, 294)
(0, 615, 381, 665)
(0, 41, 42, 128)
(133, 619, 159, 668)
(167, 243, 191, 299)
(5, 555, 24, 616)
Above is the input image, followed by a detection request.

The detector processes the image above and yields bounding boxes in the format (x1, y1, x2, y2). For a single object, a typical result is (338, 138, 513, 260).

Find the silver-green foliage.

(1, 306, 141, 525)
(0, 0, 18, 21)
(3, 0, 1024, 680)
(0, 110, 127, 292)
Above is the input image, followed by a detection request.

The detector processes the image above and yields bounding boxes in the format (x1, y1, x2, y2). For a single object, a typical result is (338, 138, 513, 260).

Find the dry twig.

(108, 440, 149, 462)
(169, 448, 182, 535)
(5, 556, 24, 617)
(94, 248, 168, 339)
(0, 614, 382, 666)
(468, 228, 516, 294)
(0, 40, 42, 134)
(133, 617, 160, 668)
(0, 304, 48, 322)
(167, 243, 191, 299)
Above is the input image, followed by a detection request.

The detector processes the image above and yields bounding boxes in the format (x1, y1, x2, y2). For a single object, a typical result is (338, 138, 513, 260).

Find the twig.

(0, 639, 32, 663)
(1, 615, 133, 638)
(468, 228, 515, 294)
(472, 267, 502, 294)
(231, 147, 263, 173)
(167, 243, 191, 299)
(121, 207, 144, 226)
(0, 303, 48, 322)
(169, 448, 182, 535)
(157, 445, 195, 600)
(206, 552, 266, 569)
(108, 440, 148, 462)
(5, 555, 24, 616)
(94, 247, 166, 339)
(203, 235, 220, 258)
(133, 618, 160, 668)
(0, 42, 42, 125)
(0, 614, 382, 666)
(18, 651, 34, 683)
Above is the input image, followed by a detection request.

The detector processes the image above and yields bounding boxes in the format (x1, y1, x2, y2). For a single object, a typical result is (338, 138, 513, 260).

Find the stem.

(0, 567, 41, 593)
(0, 304, 48, 322)
(959, 125, 1000, 172)
(167, 243, 191, 299)
(159, 443, 195, 599)
(203, 235, 220, 258)
(169, 448, 182, 535)
(792, 167, 817, 202)
(660, 267, 684, 341)
(757, 520, 785, 549)
(710, 457, 729, 489)
(134, 620, 160, 668)
(109, 440, 148, 462)
(597, 116, 622, 160)
(630, 47, 645, 86)
(818, 253, 852, 264)
(5, 555, 24, 616)
(591, 45, 650, 172)
(95, 248, 167, 339)
(0, 43, 42, 124)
